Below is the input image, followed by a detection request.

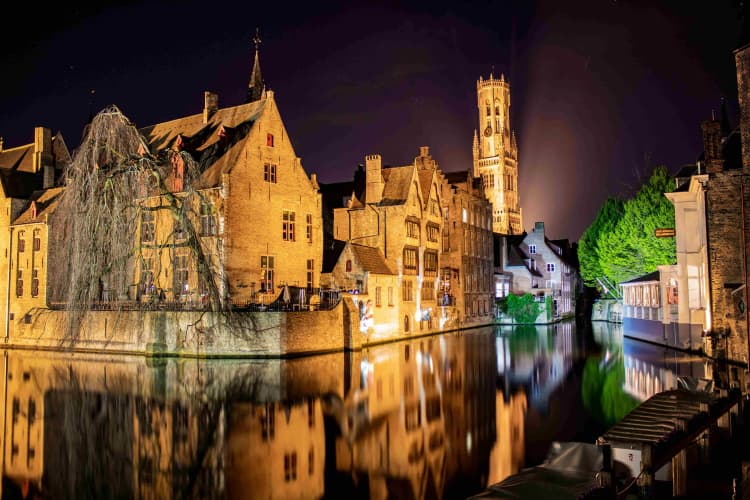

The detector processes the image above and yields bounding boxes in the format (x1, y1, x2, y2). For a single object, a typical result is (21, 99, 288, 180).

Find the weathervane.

(253, 28, 261, 52)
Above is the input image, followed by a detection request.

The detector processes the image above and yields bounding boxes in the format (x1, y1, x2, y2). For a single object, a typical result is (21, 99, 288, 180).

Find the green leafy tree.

(578, 197, 624, 288)
(579, 165, 676, 287)
(506, 293, 542, 324)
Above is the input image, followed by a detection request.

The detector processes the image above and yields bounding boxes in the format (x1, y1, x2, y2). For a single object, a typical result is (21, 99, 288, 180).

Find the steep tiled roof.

(351, 243, 395, 275)
(139, 99, 266, 189)
(13, 187, 65, 224)
(0, 145, 34, 173)
(380, 165, 414, 205)
(505, 236, 542, 276)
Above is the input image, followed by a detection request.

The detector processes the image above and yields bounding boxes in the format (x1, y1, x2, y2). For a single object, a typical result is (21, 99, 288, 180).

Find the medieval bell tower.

(472, 73, 522, 235)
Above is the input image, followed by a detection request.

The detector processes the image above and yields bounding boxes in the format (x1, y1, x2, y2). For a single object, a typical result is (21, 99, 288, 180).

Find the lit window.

(16, 269, 23, 297)
(31, 269, 39, 297)
(174, 251, 189, 295)
(261, 256, 275, 292)
(427, 223, 440, 242)
(282, 211, 296, 241)
(284, 452, 297, 482)
(424, 251, 438, 274)
(402, 279, 414, 301)
(200, 202, 217, 236)
(306, 259, 314, 289)
(403, 248, 418, 270)
(406, 219, 420, 238)
(141, 211, 155, 243)
(264, 163, 277, 183)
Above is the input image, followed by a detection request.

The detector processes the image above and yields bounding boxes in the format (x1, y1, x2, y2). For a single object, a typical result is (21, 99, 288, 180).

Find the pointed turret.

(247, 28, 265, 103)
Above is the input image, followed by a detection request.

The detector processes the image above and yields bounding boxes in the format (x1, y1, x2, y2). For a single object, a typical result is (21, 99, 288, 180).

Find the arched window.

(345, 259, 352, 272)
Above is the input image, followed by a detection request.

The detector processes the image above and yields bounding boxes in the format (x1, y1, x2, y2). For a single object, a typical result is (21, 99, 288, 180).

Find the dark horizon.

(0, 0, 743, 241)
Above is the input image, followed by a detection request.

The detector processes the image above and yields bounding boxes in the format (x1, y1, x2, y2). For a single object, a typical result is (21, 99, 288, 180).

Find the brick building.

(1, 128, 70, 336)
(472, 73, 523, 235)
(441, 170, 495, 326)
(332, 147, 449, 334)
(495, 222, 581, 321)
(135, 46, 322, 305)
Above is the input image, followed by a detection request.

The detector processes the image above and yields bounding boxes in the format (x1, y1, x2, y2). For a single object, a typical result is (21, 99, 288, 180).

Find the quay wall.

(5, 298, 494, 357)
(8, 299, 359, 357)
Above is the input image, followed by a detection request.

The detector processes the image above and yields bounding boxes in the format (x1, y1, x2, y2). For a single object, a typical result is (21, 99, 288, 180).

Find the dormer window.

(30, 201, 37, 219)
(267, 133, 274, 147)
(345, 259, 352, 273)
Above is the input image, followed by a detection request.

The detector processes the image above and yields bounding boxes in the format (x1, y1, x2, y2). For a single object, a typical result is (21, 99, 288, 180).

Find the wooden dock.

(597, 387, 741, 497)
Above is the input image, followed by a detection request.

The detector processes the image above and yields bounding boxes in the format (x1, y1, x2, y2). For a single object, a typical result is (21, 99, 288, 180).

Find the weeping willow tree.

(49, 105, 225, 340)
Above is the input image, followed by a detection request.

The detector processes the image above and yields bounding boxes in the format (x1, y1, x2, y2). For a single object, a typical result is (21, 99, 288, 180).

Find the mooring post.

(638, 444, 654, 498)
(672, 448, 688, 496)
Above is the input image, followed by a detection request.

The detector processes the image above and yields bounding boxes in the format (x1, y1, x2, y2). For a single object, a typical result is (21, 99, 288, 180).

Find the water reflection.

(0, 320, 711, 499)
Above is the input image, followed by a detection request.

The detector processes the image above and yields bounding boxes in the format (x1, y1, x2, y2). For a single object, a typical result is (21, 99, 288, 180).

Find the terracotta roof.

(380, 165, 414, 205)
(0, 145, 33, 172)
(13, 187, 65, 224)
(351, 243, 395, 275)
(139, 99, 266, 189)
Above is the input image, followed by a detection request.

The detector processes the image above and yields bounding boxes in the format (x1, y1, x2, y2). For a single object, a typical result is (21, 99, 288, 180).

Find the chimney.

(701, 119, 723, 173)
(534, 221, 545, 234)
(735, 43, 750, 173)
(365, 154, 383, 204)
(33, 127, 52, 174)
(419, 146, 429, 157)
(0, 137, 3, 151)
(203, 91, 219, 123)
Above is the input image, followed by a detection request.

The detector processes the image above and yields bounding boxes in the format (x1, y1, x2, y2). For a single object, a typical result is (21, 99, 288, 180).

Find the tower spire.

(247, 28, 265, 103)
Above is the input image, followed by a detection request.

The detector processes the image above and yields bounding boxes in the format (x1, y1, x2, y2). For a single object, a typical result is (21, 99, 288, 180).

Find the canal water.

(0, 319, 713, 499)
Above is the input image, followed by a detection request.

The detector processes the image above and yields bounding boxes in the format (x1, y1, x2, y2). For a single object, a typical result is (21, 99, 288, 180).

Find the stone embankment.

(7, 298, 495, 357)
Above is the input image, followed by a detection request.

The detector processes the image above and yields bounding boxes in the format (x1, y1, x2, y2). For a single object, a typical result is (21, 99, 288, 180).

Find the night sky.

(0, 1, 743, 241)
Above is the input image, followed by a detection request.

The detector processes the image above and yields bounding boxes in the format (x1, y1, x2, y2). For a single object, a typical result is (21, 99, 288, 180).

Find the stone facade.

(441, 170, 495, 326)
(0, 129, 70, 338)
(497, 222, 580, 321)
(333, 147, 452, 336)
(10, 297, 358, 357)
(473, 74, 522, 235)
(136, 88, 323, 306)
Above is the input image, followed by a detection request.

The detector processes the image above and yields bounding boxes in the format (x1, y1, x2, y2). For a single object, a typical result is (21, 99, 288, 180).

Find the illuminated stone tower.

(472, 73, 522, 235)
